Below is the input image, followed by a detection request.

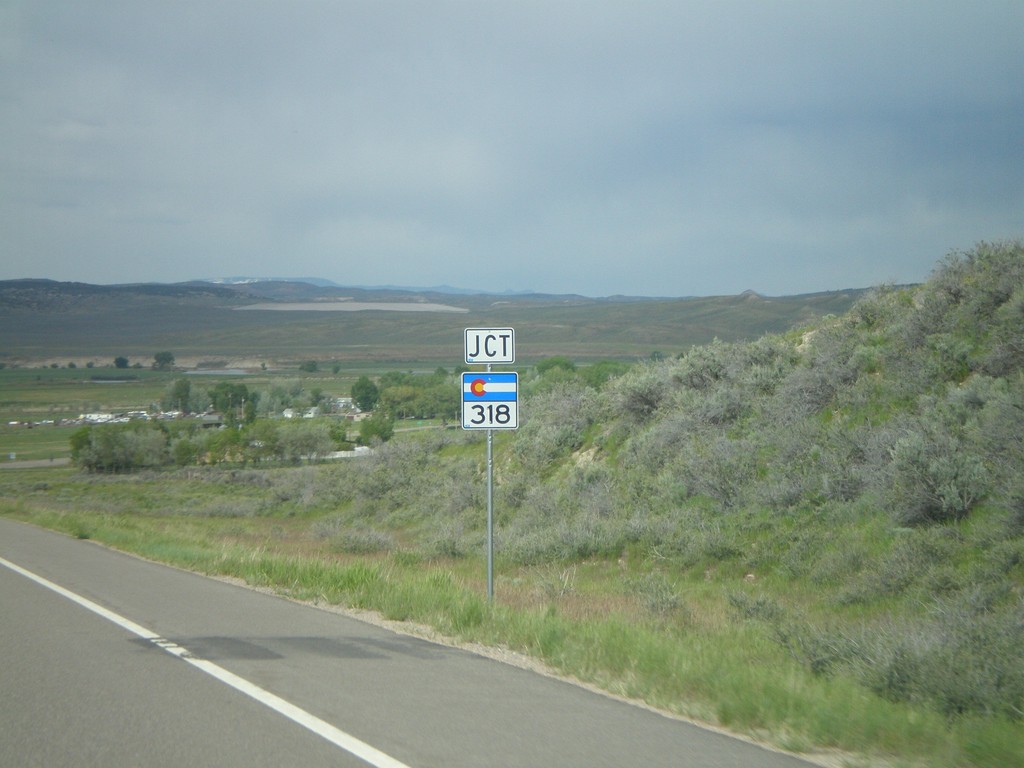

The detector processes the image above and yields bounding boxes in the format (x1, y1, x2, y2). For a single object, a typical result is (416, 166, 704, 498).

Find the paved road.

(0, 518, 817, 767)
(0, 457, 71, 469)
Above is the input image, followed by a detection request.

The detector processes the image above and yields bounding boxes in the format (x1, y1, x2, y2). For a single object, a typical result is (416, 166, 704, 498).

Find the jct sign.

(464, 328, 515, 365)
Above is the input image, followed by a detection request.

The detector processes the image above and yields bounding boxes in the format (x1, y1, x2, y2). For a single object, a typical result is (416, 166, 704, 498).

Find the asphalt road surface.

(1, 458, 72, 469)
(0, 518, 818, 767)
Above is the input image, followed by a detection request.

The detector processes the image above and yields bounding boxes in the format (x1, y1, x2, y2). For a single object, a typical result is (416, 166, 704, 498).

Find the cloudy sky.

(2, 2, 1021, 297)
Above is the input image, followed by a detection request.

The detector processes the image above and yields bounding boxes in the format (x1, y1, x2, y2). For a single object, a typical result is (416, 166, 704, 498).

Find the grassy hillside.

(2, 241, 1022, 765)
(0, 278, 865, 364)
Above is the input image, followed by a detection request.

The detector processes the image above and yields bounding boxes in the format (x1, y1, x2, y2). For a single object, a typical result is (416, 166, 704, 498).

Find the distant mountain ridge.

(0, 278, 247, 309)
(203, 277, 542, 297)
(0, 277, 875, 364)
(204, 276, 343, 288)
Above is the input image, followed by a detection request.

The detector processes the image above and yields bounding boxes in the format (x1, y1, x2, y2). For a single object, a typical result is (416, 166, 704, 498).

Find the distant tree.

(242, 394, 259, 425)
(69, 426, 92, 462)
(70, 423, 170, 473)
(328, 420, 348, 448)
(358, 412, 394, 444)
(113, 356, 129, 369)
(381, 370, 418, 388)
(308, 388, 324, 408)
(351, 376, 380, 411)
(172, 436, 200, 467)
(414, 384, 460, 422)
(379, 385, 419, 419)
(279, 421, 334, 463)
(153, 351, 175, 370)
(529, 356, 580, 394)
(299, 360, 318, 373)
(210, 382, 248, 413)
(203, 426, 243, 464)
(166, 378, 191, 413)
(536, 356, 576, 375)
(580, 360, 631, 389)
(209, 382, 257, 425)
(241, 420, 281, 464)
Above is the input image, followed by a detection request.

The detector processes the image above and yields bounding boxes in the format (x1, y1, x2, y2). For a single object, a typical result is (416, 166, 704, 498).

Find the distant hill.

(197, 278, 617, 306)
(202, 277, 539, 296)
(0, 278, 872, 365)
(204, 276, 344, 288)
(0, 278, 248, 309)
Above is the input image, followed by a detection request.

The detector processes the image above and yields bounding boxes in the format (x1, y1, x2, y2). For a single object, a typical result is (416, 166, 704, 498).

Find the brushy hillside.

(326, 240, 1023, 725)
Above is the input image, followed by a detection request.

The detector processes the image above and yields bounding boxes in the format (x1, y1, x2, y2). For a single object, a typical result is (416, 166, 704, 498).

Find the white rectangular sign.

(462, 372, 518, 429)
(465, 328, 515, 365)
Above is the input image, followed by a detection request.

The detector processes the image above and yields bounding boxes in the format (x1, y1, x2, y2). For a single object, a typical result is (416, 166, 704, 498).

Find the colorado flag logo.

(463, 372, 517, 401)
(462, 372, 518, 429)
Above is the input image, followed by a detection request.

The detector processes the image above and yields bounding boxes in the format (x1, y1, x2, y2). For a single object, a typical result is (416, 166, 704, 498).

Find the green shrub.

(608, 364, 670, 423)
(330, 528, 397, 554)
(888, 428, 990, 525)
(859, 589, 1024, 719)
(512, 384, 600, 470)
(626, 572, 684, 617)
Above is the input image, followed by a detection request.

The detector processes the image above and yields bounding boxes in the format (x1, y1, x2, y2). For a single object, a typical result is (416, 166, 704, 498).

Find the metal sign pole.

(487, 428, 494, 602)
(486, 362, 494, 602)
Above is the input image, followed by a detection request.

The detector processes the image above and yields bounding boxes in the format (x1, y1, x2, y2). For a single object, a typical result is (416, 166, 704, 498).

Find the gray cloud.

(2, 1, 1021, 296)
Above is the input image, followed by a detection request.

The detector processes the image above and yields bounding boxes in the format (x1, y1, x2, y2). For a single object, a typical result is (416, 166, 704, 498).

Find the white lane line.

(0, 555, 412, 768)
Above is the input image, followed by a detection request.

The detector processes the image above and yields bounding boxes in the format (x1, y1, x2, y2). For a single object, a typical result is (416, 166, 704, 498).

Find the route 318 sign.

(461, 372, 518, 430)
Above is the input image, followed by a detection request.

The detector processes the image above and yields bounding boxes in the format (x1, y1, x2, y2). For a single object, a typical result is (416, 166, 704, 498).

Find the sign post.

(463, 329, 517, 602)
